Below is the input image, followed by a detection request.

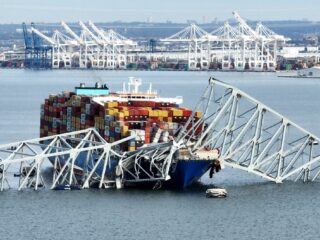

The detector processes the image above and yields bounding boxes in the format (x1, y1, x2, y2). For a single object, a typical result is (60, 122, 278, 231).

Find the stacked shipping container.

(40, 92, 203, 152)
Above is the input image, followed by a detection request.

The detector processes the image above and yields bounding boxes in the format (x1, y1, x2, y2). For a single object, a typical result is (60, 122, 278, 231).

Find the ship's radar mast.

(121, 77, 156, 95)
(128, 77, 142, 93)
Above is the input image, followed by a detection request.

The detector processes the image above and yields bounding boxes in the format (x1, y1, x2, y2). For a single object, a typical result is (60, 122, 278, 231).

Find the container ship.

(40, 77, 220, 189)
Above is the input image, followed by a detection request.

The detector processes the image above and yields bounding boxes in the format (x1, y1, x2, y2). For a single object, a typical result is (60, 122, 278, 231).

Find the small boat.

(206, 188, 227, 198)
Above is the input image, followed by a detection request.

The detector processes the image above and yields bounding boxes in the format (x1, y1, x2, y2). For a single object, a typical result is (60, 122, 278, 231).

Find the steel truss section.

(117, 142, 174, 184)
(0, 128, 133, 191)
(0, 127, 183, 191)
(178, 77, 320, 183)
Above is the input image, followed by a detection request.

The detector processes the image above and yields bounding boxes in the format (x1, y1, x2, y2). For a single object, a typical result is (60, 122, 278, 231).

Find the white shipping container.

(115, 127, 121, 133)
(105, 126, 110, 136)
(161, 131, 169, 142)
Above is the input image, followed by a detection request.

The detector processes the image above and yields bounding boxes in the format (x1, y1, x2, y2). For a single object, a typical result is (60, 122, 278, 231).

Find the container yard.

(17, 12, 288, 71)
(3, 13, 320, 72)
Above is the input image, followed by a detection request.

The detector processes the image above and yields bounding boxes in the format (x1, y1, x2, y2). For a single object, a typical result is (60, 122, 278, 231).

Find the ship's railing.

(93, 96, 183, 104)
(178, 78, 320, 183)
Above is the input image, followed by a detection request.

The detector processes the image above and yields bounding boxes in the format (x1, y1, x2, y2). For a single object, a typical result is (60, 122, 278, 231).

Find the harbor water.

(1, 69, 320, 239)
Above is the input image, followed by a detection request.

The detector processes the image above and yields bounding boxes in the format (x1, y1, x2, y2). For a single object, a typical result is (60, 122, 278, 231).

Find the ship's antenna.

(128, 77, 132, 92)
(123, 82, 126, 93)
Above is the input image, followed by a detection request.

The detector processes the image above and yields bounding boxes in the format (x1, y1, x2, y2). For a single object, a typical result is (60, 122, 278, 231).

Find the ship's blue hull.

(49, 152, 212, 189)
(165, 160, 212, 188)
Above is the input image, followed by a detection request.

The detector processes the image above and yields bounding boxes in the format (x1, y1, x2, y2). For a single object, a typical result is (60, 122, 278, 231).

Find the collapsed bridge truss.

(178, 78, 320, 183)
(0, 78, 319, 191)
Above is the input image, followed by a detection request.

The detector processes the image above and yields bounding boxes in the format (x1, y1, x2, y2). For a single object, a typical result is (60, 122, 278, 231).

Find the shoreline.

(0, 67, 278, 73)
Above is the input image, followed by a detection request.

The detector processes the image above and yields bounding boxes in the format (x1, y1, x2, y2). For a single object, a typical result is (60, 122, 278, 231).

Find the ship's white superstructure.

(92, 77, 183, 106)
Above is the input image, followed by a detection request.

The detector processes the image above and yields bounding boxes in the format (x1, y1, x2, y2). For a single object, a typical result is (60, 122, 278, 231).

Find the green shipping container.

(285, 64, 292, 71)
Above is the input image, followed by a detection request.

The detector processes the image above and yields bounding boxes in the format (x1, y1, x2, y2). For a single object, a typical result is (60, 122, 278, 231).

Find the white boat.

(206, 188, 227, 198)
(298, 66, 320, 78)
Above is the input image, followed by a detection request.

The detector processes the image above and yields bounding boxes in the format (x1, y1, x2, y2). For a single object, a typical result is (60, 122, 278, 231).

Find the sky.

(0, 0, 320, 24)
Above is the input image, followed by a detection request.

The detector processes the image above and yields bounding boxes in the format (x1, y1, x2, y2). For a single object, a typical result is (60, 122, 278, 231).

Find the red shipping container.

(57, 97, 66, 104)
(129, 109, 136, 116)
(118, 102, 128, 107)
(81, 96, 91, 103)
(183, 109, 192, 117)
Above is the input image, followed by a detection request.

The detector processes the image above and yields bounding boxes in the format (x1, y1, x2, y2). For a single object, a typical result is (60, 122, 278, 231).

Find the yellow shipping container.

(149, 110, 159, 117)
(128, 146, 136, 151)
(105, 101, 119, 108)
(104, 102, 112, 108)
(105, 109, 115, 115)
(121, 130, 129, 137)
(121, 125, 129, 135)
(195, 111, 203, 118)
(171, 108, 183, 117)
(159, 110, 168, 117)
(116, 112, 124, 119)
(122, 125, 129, 131)
(123, 110, 129, 117)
